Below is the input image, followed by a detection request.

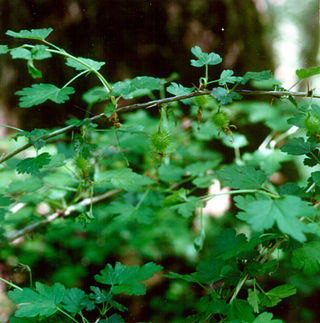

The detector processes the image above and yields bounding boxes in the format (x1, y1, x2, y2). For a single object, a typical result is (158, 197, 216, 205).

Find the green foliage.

(15, 84, 75, 107)
(16, 152, 51, 175)
(6, 28, 53, 40)
(216, 165, 267, 189)
(235, 195, 315, 242)
(1, 27, 320, 322)
(190, 45, 222, 67)
(94, 262, 163, 296)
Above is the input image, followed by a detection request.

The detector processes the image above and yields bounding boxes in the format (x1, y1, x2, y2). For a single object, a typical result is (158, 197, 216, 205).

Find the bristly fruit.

(211, 110, 229, 129)
(151, 128, 171, 154)
(195, 95, 209, 107)
(304, 112, 320, 134)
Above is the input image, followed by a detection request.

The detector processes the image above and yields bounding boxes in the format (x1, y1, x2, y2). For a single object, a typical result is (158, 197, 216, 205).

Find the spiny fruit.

(304, 112, 320, 134)
(211, 110, 229, 129)
(151, 128, 171, 154)
(194, 95, 209, 107)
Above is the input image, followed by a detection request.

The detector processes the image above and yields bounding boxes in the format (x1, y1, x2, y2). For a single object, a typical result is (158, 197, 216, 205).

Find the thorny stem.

(0, 277, 23, 291)
(3, 189, 121, 246)
(0, 89, 319, 165)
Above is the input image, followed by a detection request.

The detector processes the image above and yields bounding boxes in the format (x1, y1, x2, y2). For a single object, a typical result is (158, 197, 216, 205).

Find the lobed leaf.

(94, 262, 163, 296)
(190, 46, 222, 67)
(112, 76, 162, 99)
(235, 195, 316, 242)
(8, 282, 65, 318)
(0, 45, 9, 54)
(211, 87, 242, 104)
(15, 83, 75, 107)
(291, 241, 320, 275)
(66, 56, 105, 72)
(216, 164, 267, 189)
(16, 152, 51, 175)
(296, 66, 320, 81)
(95, 168, 154, 191)
(253, 312, 283, 323)
(241, 70, 272, 84)
(219, 70, 243, 85)
(6, 28, 53, 40)
(280, 137, 317, 155)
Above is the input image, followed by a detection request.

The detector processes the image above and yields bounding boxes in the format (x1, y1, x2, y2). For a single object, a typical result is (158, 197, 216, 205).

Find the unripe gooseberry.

(211, 111, 229, 129)
(194, 95, 209, 107)
(75, 155, 89, 171)
(304, 112, 320, 134)
(151, 128, 171, 153)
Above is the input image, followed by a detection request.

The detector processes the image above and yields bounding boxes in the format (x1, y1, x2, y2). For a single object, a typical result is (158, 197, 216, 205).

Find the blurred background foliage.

(0, 0, 319, 322)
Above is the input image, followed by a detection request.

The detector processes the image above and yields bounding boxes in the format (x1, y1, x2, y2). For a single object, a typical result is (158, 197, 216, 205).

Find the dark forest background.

(0, 0, 276, 131)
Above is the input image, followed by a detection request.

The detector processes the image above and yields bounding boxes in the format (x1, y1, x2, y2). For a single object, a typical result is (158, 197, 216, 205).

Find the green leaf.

(163, 188, 188, 206)
(89, 286, 110, 304)
(227, 299, 255, 322)
(219, 70, 243, 85)
(0, 193, 14, 207)
(216, 165, 267, 189)
(211, 87, 242, 104)
(158, 164, 185, 183)
(166, 82, 194, 104)
(214, 229, 259, 260)
(235, 195, 316, 242)
(243, 149, 290, 175)
(296, 66, 320, 80)
(190, 46, 222, 67)
(112, 76, 162, 99)
(10, 47, 32, 60)
(0, 45, 9, 54)
(280, 137, 316, 155)
(104, 102, 116, 117)
(8, 282, 65, 317)
(102, 314, 125, 323)
(186, 160, 221, 176)
(16, 152, 51, 175)
(30, 45, 52, 60)
(15, 83, 75, 107)
(94, 262, 163, 296)
(15, 128, 50, 149)
(291, 241, 320, 275)
(62, 288, 88, 314)
(247, 288, 261, 313)
(172, 197, 203, 218)
(82, 86, 109, 104)
(192, 175, 215, 188)
(95, 168, 154, 191)
(66, 56, 105, 72)
(8, 178, 43, 194)
(6, 28, 53, 40)
(253, 312, 283, 323)
(167, 82, 194, 96)
(241, 70, 272, 84)
(10, 45, 51, 61)
(260, 284, 296, 307)
(27, 60, 42, 79)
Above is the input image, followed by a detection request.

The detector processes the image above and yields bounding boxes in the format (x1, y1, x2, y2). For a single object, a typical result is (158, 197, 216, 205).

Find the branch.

(5, 189, 121, 245)
(1, 89, 319, 165)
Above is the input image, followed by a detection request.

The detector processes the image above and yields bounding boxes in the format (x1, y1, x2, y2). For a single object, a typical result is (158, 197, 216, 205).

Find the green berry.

(211, 111, 229, 129)
(195, 95, 209, 107)
(151, 129, 171, 153)
(304, 112, 320, 134)
(75, 155, 88, 171)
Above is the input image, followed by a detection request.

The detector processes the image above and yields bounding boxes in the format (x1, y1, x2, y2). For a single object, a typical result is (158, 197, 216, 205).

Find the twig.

(5, 189, 121, 245)
(228, 236, 287, 304)
(0, 89, 318, 165)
